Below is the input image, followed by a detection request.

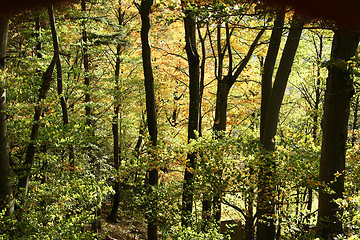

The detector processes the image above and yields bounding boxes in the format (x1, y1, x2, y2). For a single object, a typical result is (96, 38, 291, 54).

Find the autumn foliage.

(0, 0, 79, 15)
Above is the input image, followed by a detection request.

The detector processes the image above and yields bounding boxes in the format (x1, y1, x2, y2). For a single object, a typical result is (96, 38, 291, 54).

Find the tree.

(180, 1, 201, 228)
(257, 10, 304, 239)
(210, 19, 265, 225)
(17, 37, 58, 196)
(317, 29, 359, 238)
(108, 1, 134, 222)
(48, 5, 74, 168)
(0, 15, 13, 217)
(81, 0, 92, 128)
(134, 0, 159, 239)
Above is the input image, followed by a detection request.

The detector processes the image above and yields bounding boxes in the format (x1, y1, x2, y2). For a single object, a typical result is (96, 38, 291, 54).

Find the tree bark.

(136, 0, 158, 239)
(257, 12, 304, 240)
(108, 42, 122, 222)
(0, 15, 13, 216)
(181, 3, 201, 228)
(317, 29, 359, 239)
(260, 9, 285, 142)
(48, 5, 74, 167)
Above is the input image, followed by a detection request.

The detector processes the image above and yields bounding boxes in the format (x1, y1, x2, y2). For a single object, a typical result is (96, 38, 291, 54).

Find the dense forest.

(1, 0, 360, 239)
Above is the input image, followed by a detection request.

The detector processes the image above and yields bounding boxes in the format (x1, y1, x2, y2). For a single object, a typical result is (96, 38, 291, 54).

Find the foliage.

(1, 159, 113, 239)
(1, 0, 360, 239)
(163, 224, 230, 240)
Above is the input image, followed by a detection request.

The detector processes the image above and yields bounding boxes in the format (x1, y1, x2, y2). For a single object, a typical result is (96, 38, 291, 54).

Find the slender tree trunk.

(108, 43, 122, 222)
(35, 14, 42, 59)
(0, 15, 13, 216)
(80, 1, 101, 232)
(351, 95, 359, 147)
(34, 14, 51, 183)
(312, 34, 323, 141)
(18, 54, 58, 195)
(18, 9, 59, 194)
(210, 23, 265, 225)
(307, 33, 324, 216)
(18, 8, 59, 194)
(81, 0, 92, 127)
(257, 12, 304, 240)
(48, 5, 74, 167)
(181, 4, 201, 228)
(317, 30, 359, 239)
(260, 9, 285, 142)
(136, 1, 158, 239)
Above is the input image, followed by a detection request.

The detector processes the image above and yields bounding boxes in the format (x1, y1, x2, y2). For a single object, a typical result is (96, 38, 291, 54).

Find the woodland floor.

(99, 202, 147, 240)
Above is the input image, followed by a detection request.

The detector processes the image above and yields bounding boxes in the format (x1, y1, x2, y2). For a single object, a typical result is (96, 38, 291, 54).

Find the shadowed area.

(2, 0, 360, 31)
(1, 0, 78, 16)
(259, 0, 360, 31)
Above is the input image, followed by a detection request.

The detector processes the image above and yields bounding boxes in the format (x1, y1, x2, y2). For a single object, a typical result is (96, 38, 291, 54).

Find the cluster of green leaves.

(1, 158, 113, 239)
(163, 225, 229, 240)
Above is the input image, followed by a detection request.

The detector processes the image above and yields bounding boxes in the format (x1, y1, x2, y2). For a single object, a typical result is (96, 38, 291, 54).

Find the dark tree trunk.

(260, 9, 285, 142)
(35, 14, 42, 59)
(48, 5, 74, 167)
(18, 9, 59, 193)
(209, 22, 265, 225)
(34, 14, 50, 183)
(0, 15, 13, 216)
(312, 34, 323, 141)
(317, 30, 359, 239)
(351, 95, 359, 147)
(181, 3, 201, 228)
(81, 1, 101, 232)
(18, 53, 58, 195)
(307, 32, 324, 216)
(136, 0, 158, 239)
(108, 42, 122, 222)
(257, 12, 303, 240)
(81, 0, 92, 127)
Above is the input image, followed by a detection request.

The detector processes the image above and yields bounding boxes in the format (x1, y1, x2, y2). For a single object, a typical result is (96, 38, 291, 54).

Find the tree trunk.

(136, 0, 158, 239)
(351, 95, 359, 147)
(0, 15, 13, 216)
(81, 0, 92, 127)
(18, 10, 59, 193)
(210, 22, 265, 225)
(317, 29, 359, 239)
(18, 54, 58, 195)
(80, 1, 101, 232)
(257, 12, 304, 240)
(48, 5, 74, 167)
(260, 9, 285, 142)
(181, 3, 201, 228)
(108, 43, 122, 222)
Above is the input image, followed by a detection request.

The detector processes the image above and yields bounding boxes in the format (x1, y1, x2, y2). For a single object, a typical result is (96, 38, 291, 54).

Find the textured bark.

(257, 12, 304, 240)
(136, 0, 158, 239)
(181, 4, 201, 228)
(317, 30, 359, 238)
(0, 16, 13, 216)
